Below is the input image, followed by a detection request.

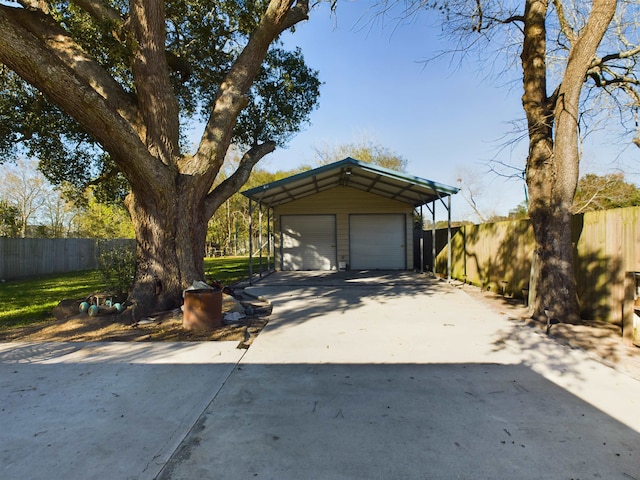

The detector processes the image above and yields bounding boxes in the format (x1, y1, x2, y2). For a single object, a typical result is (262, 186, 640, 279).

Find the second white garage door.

(350, 214, 406, 270)
(281, 215, 337, 271)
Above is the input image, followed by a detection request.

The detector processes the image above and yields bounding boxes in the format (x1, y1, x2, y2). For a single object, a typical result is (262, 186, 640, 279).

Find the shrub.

(97, 242, 136, 297)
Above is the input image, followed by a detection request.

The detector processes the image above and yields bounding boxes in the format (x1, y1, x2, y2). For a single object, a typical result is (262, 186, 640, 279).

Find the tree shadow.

(424, 217, 630, 328)
(158, 361, 640, 479)
(2, 275, 639, 479)
(246, 270, 453, 333)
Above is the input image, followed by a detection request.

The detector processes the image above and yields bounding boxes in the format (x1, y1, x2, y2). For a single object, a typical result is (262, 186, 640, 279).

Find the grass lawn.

(0, 256, 252, 330)
(204, 256, 251, 284)
(0, 270, 105, 329)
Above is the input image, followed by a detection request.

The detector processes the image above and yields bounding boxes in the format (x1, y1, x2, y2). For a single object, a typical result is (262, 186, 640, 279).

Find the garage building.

(242, 157, 458, 273)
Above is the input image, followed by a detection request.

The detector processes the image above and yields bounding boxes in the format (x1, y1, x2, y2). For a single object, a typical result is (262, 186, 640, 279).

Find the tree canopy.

(0, 0, 319, 315)
(313, 137, 408, 171)
(0, 1, 320, 198)
(573, 172, 640, 212)
(0, 200, 20, 237)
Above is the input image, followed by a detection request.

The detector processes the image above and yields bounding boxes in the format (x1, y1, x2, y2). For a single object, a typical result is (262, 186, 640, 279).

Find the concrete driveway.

(2, 271, 639, 479)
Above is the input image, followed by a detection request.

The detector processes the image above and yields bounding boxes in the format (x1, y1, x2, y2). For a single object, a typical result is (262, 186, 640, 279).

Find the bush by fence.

(0, 238, 136, 281)
(423, 206, 640, 324)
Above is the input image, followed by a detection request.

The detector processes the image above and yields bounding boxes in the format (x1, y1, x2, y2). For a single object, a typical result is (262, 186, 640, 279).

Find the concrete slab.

(0, 341, 245, 480)
(159, 363, 639, 480)
(2, 271, 639, 480)
(159, 272, 640, 480)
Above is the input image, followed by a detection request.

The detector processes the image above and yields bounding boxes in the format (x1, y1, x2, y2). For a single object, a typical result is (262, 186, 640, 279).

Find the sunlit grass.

(0, 270, 103, 329)
(204, 256, 251, 284)
(0, 256, 255, 330)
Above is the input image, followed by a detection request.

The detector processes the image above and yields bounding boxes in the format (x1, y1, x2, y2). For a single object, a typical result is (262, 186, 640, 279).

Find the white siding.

(281, 215, 337, 270)
(350, 214, 406, 269)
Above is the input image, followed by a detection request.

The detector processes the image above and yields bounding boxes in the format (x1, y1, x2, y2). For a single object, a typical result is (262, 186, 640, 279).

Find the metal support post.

(432, 202, 436, 275)
(248, 199, 253, 285)
(258, 205, 263, 275)
(419, 206, 424, 274)
(447, 195, 452, 281)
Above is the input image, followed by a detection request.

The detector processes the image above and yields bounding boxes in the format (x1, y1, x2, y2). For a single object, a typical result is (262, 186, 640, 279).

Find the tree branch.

(592, 45, 640, 66)
(193, 0, 309, 176)
(17, 0, 50, 13)
(551, 0, 576, 44)
(130, 0, 180, 164)
(71, 0, 124, 25)
(588, 72, 640, 88)
(502, 14, 525, 24)
(204, 141, 277, 218)
(0, 6, 165, 190)
(3, 7, 142, 131)
(573, 188, 602, 213)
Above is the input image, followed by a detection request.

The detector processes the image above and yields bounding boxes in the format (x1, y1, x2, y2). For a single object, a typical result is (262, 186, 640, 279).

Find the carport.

(241, 157, 459, 280)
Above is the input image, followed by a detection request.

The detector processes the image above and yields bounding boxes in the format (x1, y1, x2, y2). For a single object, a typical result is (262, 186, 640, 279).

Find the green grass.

(204, 256, 251, 285)
(0, 256, 253, 330)
(0, 270, 104, 329)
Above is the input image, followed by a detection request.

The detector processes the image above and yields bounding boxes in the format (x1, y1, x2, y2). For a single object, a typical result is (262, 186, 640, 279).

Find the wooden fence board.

(0, 238, 135, 280)
(426, 206, 640, 324)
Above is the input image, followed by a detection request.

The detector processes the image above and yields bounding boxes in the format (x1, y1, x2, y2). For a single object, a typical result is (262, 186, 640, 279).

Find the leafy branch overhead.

(0, 0, 319, 193)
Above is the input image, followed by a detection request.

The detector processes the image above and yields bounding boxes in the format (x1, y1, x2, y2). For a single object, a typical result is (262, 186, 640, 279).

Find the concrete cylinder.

(183, 289, 223, 331)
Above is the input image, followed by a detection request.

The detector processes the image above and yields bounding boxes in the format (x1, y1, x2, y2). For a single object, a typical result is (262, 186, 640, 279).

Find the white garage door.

(350, 214, 406, 270)
(281, 215, 337, 271)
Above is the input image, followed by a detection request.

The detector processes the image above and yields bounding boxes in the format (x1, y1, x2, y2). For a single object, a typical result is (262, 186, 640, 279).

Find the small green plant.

(97, 244, 136, 297)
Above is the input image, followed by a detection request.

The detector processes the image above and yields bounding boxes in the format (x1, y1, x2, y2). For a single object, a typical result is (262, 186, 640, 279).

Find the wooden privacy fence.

(0, 238, 136, 281)
(423, 206, 640, 324)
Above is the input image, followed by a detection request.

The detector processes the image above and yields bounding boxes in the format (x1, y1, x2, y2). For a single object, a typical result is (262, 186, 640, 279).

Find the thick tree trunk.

(527, 191, 581, 322)
(521, 0, 576, 322)
(123, 143, 276, 317)
(125, 176, 209, 316)
(522, 0, 616, 324)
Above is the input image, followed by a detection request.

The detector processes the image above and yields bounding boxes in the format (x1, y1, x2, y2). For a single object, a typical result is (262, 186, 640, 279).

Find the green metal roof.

(241, 157, 459, 208)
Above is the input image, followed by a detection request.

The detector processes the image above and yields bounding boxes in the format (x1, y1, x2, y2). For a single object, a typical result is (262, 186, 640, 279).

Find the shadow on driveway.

(159, 362, 640, 479)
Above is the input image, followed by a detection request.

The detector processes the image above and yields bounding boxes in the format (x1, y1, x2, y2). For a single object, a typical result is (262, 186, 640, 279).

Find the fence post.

(447, 195, 452, 281)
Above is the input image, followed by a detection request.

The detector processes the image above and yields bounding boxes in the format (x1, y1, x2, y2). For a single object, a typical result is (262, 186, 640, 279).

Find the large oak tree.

(0, 0, 320, 316)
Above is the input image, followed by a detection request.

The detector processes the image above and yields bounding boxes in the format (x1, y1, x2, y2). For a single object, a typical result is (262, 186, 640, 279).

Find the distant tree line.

(5, 151, 637, 242)
(0, 158, 134, 239)
(432, 171, 640, 228)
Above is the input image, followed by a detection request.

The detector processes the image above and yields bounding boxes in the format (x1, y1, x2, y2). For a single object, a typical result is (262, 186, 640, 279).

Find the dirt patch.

(0, 290, 271, 348)
(457, 281, 640, 379)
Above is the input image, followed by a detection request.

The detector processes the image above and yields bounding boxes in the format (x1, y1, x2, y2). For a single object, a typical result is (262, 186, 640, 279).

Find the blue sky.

(262, 2, 638, 221)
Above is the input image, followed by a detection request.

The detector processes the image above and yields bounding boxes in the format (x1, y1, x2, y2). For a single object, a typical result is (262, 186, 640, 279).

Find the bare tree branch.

(552, 0, 577, 44)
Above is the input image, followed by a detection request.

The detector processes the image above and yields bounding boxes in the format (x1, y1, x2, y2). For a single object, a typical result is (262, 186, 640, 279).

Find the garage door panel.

(281, 215, 336, 271)
(350, 214, 405, 270)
